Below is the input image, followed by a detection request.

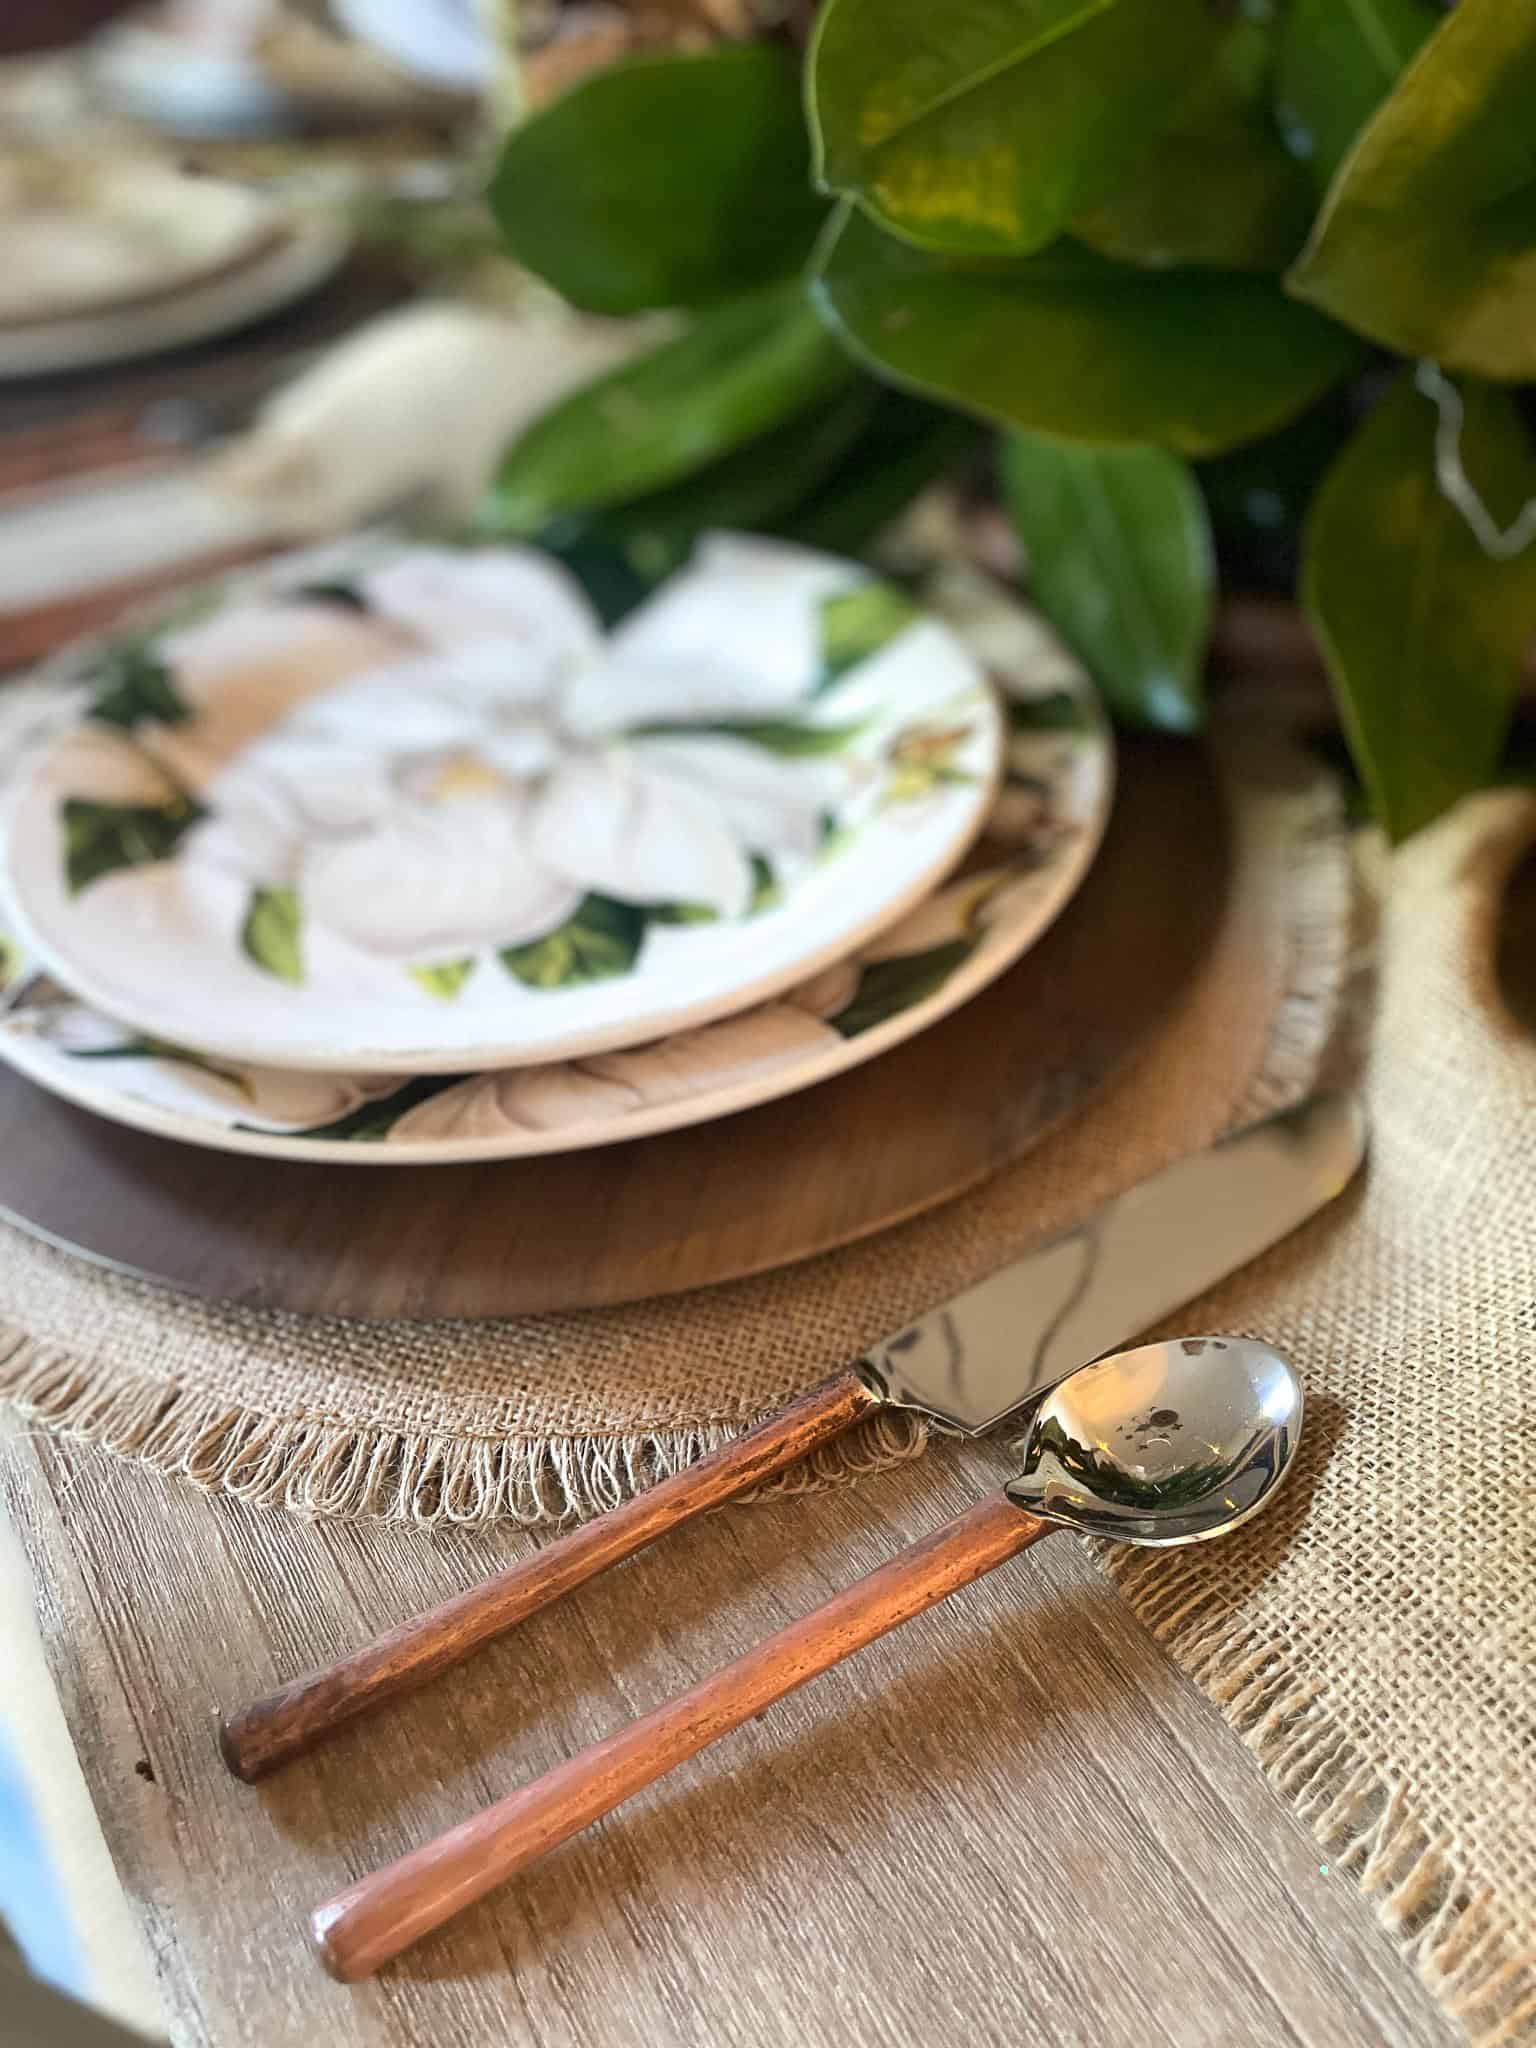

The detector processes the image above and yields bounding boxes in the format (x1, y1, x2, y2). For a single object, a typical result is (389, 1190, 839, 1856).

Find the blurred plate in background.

(0, 209, 350, 379)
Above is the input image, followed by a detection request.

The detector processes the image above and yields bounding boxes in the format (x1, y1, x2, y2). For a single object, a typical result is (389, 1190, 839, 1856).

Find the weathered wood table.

(2, 1419, 1457, 2048)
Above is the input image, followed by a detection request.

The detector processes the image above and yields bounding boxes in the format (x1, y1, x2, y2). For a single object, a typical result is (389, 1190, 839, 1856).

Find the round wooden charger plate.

(0, 739, 1226, 1318)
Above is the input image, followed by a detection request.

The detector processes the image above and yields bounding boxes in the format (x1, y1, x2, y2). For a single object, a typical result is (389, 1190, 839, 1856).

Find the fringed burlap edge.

(0, 1329, 930, 1526)
(1108, 1548, 1536, 2048)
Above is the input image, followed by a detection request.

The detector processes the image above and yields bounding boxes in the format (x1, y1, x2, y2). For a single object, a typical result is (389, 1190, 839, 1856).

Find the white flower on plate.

(177, 536, 862, 967)
(139, 600, 414, 794)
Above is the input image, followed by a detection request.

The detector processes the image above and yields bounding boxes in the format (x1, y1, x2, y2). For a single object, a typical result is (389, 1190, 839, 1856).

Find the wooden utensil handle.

(311, 1491, 1050, 1982)
(220, 1367, 883, 1783)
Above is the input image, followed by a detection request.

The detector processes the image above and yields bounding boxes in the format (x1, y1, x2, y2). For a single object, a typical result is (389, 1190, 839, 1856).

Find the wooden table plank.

(1, 1421, 1457, 2048)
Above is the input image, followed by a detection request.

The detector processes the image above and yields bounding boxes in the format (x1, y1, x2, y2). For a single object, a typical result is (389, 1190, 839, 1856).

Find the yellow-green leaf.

(1286, 0, 1536, 381)
(808, 0, 1222, 257)
(1303, 372, 1536, 840)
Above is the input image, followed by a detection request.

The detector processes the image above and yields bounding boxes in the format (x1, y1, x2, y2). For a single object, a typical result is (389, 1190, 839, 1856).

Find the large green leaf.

(1286, 0, 1536, 380)
(486, 285, 855, 535)
(576, 385, 881, 582)
(808, 0, 1221, 257)
(771, 395, 981, 557)
(811, 207, 1362, 457)
(1074, 21, 1313, 272)
(1303, 372, 1536, 841)
(1274, 0, 1438, 193)
(487, 49, 825, 314)
(1002, 431, 1211, 730)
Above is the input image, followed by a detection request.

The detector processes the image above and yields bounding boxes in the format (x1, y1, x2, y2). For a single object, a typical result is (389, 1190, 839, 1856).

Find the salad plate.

(0, 565, 1110, 1161)
(0, 534, 1004, 1074)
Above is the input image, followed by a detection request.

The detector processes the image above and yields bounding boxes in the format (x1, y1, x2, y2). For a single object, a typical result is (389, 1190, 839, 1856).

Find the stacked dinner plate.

(0, 151, 349, 380)
(0, 529, 1113, 1166)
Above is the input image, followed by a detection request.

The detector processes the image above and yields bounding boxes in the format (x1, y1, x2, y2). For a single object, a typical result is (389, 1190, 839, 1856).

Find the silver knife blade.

(858, 1092, 1365, 1433)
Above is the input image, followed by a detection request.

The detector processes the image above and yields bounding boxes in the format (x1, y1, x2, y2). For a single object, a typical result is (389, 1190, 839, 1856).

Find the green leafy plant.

(486, 0, 1536, 839)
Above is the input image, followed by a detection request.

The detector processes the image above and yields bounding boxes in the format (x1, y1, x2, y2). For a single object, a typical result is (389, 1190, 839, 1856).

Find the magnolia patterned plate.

(0, 533, 1004, 1074)
(0, 565, 1112, 1163)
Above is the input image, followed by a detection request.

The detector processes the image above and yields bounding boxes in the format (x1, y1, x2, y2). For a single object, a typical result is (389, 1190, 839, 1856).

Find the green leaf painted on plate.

(1002, 430, 1212, 730)
(1073, 20, 1313, 271)
(62, 796, 203, 896)
(808, 0, 1222, 256)
(71, 1034, 245, 1086)
(635, 716, 866, 756)
(0, 930, 19, 992)
(500, 894, 646, 989)
(651, 856, 779, 921)
(811, 207, 1362, 458)
(261, 1076, 460, 1144)
(749, 854, 780, 914)
(1274, 0, 1438, 192)
(485, 284, 856, 536)
(819, 582, 921, 686)
(81, 641, 191, 733)
(291, 580, 371, 613)
(647, 900, 720, 927)
(1007, 690, 1091, 734)
(241, 886, 304, 985)
(1303, 371, 1536, 841)
(830, 938, 974, 1037)
(409, 957, 477, 1001)
(1286, 0, 1536, 379)
(487, 48, 826, 314)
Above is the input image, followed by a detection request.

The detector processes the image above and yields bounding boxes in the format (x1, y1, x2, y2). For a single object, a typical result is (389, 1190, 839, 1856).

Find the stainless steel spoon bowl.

(1006, 1334, 1303, 1546)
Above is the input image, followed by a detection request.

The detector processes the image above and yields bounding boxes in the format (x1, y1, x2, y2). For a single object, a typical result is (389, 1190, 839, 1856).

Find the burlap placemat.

(0, 698, 1348, 1525)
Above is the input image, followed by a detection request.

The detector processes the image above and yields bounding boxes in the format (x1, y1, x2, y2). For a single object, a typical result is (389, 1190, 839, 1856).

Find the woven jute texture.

(1100, 788, 1536, 2048)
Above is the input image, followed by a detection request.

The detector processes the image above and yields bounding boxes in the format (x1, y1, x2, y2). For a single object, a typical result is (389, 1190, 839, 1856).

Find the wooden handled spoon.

(308, 1335, 1303, 1981)
(220, 1095, 1358, 1781)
